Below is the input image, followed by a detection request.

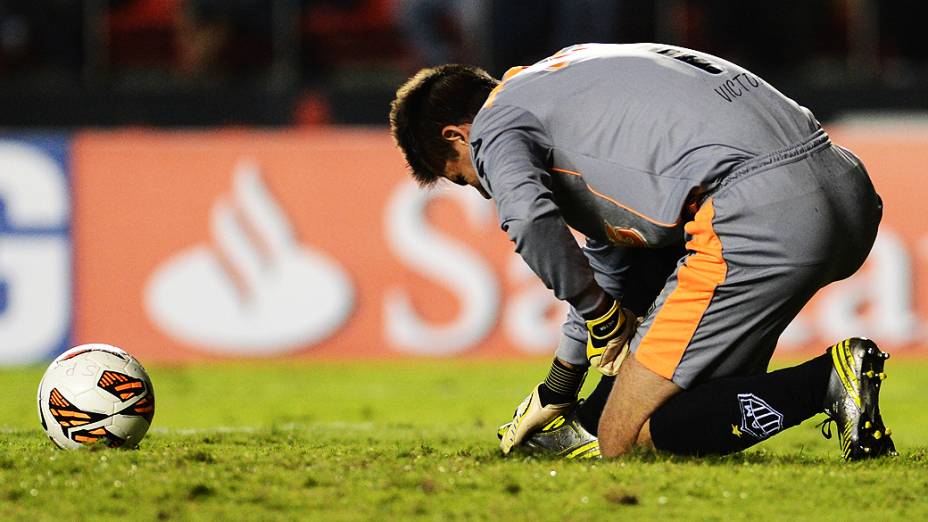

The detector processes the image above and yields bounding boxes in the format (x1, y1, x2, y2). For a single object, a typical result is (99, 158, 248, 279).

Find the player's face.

(443, 149, 490, 199)
(441, 123, 490, 199)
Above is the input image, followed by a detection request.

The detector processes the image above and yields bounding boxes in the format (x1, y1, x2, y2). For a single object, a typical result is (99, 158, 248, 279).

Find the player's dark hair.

(390, 64, 499, 186)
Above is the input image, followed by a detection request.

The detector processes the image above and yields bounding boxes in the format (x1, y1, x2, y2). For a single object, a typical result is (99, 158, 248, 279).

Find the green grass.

(1, 359, 927, 521)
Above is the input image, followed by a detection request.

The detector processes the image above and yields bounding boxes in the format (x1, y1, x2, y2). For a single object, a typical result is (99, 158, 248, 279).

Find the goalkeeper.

(389, 43, 894, 460)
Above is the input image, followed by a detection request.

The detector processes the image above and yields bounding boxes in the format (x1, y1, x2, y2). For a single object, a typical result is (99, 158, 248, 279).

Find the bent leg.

(646, 353, 832, 455)
(599, 144, 881, 456)
(585, 352, 834, 456)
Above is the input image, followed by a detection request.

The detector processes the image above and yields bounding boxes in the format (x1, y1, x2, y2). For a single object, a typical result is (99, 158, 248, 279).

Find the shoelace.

(818, 417, 835, 440)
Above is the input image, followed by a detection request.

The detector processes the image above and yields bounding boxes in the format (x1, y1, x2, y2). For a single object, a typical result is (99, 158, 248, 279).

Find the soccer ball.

(37, 343, 155, 449)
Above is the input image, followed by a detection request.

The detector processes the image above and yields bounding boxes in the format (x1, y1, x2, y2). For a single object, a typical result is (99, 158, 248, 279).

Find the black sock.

(538, 358, 586, 406)
(649, 353, 832, 456)
(577, 375, 615, 435)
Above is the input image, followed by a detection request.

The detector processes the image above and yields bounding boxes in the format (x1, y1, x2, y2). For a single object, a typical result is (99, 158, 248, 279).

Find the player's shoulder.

(472, 103, 546, 142)
(469, 103, 553, 167)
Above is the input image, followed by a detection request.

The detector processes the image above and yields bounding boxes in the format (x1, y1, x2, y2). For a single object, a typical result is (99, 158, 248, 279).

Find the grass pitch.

(1, 358, 927, 521)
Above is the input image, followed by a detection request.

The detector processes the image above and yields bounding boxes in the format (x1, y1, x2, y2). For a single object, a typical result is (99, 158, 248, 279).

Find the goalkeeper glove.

(585, 300, 637, 376)
(498, 383, 573, 455)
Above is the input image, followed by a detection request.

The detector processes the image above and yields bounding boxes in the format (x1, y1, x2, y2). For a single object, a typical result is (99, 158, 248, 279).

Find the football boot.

(821, 338, 897, 460)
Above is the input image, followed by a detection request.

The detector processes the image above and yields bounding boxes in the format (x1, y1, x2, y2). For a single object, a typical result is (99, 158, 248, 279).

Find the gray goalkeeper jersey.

(469, 43, 821, 317)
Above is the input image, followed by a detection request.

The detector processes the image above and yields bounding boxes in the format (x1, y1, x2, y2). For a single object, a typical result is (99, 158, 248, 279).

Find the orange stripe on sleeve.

(635, 199, 727, 380)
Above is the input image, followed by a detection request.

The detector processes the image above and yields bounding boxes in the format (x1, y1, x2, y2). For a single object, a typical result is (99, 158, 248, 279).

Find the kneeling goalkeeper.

(389, 43, 894, 460)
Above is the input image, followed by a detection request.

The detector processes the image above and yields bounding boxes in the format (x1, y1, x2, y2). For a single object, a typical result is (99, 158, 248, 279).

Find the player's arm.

(558, 238, 641, 372)
(474, 105, 606, 318)
(474, 105, 636, 370)
(476, 106, 637, 453)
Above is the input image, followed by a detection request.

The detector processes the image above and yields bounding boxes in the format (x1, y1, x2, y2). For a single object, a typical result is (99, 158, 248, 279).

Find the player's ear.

(441, 124, 470, 144)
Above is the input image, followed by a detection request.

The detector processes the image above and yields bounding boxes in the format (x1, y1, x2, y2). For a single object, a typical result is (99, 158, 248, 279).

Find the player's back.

(472, 43, 821, 245)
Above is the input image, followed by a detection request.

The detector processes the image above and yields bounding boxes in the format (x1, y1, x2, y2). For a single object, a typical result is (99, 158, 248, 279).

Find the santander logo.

(144, 160, 354, 355)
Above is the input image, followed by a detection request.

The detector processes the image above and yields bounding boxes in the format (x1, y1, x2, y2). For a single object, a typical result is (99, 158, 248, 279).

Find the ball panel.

(108, 414, 152, 448)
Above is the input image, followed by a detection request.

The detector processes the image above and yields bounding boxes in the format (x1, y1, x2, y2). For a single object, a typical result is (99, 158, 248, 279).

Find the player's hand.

(498, 383, 573, 455)
(585, 300, 637, 376)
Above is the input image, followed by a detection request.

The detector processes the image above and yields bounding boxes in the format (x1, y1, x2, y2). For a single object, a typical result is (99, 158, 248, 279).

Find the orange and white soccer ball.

(37, 344, 155, 449)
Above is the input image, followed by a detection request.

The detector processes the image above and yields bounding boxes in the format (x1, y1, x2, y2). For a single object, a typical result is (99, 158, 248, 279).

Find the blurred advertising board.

(0, 136, 72, 364)
(70, 129, 545, 362)
(0, 126, 925, 365)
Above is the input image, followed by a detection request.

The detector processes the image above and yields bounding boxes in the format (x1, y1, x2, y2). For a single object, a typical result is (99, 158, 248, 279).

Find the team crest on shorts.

(736, 393, 784, 439)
